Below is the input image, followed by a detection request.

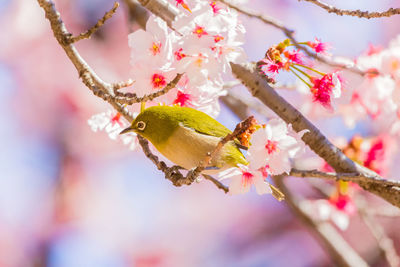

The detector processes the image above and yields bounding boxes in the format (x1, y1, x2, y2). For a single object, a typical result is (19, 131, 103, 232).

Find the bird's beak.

(120, 126, 134, 135)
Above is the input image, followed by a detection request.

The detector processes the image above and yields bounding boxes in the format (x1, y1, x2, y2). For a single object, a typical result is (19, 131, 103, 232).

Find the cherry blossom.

(218, 165, 272, 195)
(247, 119, 308, 175)
(307, 38, 330, 54)
(300, 199, 352, 231)
(128, 16, 175, 66)
(309, 72, 342, 110)
(88, 110, 138, 150)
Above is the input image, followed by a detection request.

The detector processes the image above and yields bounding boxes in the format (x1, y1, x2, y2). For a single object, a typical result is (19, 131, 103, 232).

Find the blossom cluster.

(338, 36, 400, 139)
(87, 1, 318, 198)
(303, 133, 395, 230)
(219, 119, 308, 196)
(88, 110, 138, 150)
(88, 0, 246, 149)
(259, 39, 342, 110)
(128, 0, 246, 117)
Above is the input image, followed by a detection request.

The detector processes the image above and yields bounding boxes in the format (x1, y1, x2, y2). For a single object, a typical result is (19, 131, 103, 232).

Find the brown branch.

(300, 0, 400, 19)
(288, 169, 400, 188)
(123, 0, 149, 30)
(203, 174, 229, 193)
(220, 95, 250, 120)
(132, 0, 400, 208)
(113, 79, 135, 92)
(70, 2, 120, 43)
(113, 73, 183, 104)
(230, 62, 400, 209)
(37, 0, 223, 193)
(272, 176, 368, 267)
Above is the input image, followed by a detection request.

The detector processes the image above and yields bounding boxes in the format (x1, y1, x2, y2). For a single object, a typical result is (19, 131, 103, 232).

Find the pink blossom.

(218, 165, 272, 195)
(329, 194, 356, 215)
(129, 60, 177, 100)
(307, 38, 330, 54)
(128, 16, 174, 66)
(300, 199, 351, 231)
(310, 72, 342, 110)
(173, 90, 192, 106)
(259, 58, 284, 77)
(284, 50, 303, 64)
(88, 110, 138, 150)
(247, 119, 308, 175)
(209, 1, 221, 14)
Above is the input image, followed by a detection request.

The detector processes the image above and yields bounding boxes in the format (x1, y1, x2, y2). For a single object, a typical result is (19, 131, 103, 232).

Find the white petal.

(253, 175, 272, 195)
(331, 211, 350, 231)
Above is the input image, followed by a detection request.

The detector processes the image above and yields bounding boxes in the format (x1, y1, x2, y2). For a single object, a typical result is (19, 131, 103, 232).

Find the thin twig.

(288, 169, 400, 189)
(113, 79, 135, 92)
(300, 0, 400, 19)
(203, 174, 229, 193)
(113, 73, 183, 104)
(70, 2, 120, 43)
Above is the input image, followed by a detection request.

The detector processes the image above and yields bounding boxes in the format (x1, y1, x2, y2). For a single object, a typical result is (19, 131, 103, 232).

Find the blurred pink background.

(0, 0, 399, 266)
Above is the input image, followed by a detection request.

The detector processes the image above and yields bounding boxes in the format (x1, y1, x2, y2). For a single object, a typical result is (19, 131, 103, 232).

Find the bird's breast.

(155, 125, 228, 173)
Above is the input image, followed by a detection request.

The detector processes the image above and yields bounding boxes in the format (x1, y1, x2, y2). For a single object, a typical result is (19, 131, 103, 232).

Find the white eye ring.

(136, 121, 146, 131)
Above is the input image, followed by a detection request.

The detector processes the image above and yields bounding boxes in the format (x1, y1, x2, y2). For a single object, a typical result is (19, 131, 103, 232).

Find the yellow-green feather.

(132, 105, 248, 170)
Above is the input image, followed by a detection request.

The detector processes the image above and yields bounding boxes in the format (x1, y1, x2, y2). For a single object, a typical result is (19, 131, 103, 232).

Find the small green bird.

(120, 105, 248, 174)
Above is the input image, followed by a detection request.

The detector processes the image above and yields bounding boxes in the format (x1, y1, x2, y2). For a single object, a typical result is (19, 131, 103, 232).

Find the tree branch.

(299, 0, 400, 19)
(230, 62, 400, 209)
(113, 73, 183, 104)
(70, 2, 120, 43)
(288, 169, 400, 188)
(272, 176, 368, 267)
(132, 0, 400, 209)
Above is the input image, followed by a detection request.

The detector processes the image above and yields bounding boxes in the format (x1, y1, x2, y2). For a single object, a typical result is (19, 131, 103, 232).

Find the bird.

(120, 105, 248, 174)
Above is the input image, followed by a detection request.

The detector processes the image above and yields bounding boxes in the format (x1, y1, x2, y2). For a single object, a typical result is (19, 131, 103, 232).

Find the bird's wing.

(176, 107, 231, 137)
(176, 107, 247, 149)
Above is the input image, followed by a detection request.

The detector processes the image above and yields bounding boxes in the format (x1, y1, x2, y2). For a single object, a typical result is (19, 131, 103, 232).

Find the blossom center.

(173, 91, 192, 106)
(151, 73, 167, 89)
(174, 48, 186, 61)
(310, 74, 335, 107)
(111, 112, 123, 126)
(194, 53, 205, 67)
(213, 35, 224, 43)
(265, 140, 278, 154)
(193, 25, 208, 38)
(241, 171, 253, 187)
(391, 59, 399, 72)
(150, 42, 162, 55)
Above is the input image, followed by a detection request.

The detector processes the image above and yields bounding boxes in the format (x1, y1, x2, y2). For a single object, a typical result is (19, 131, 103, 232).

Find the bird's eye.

(136, 121, 146, 131)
